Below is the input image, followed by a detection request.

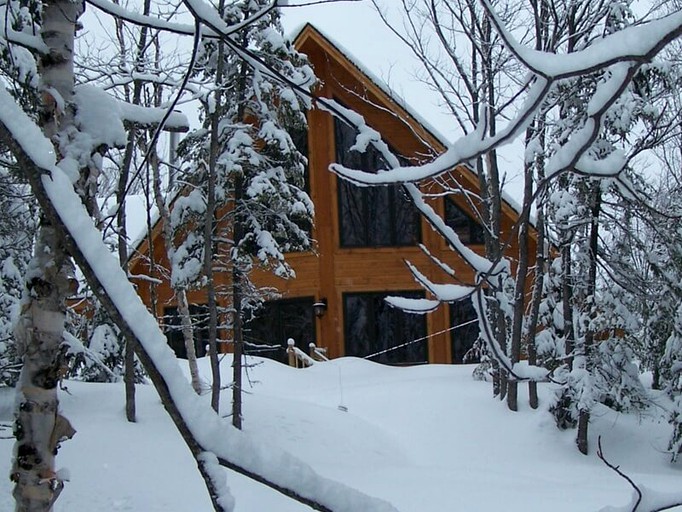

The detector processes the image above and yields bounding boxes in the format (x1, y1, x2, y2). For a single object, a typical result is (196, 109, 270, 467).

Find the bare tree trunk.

(482, 12, 509, 402)
(525, 200, 546, 410)
(177, 288, 203, 394)
(124, 341, 136, 421)
(576, 186, 601, 455)
(231, 271, 244, 430)
(118, 120, 137, 424)
(206, 31, 225, 413)
(576, 411, 589, 455)
(11, 0, 82, 508)
(562, 244, 575, 371)
(150, 134, 202, 396)
(507, 153, 533, 412)
(506, 125, 538, 410)
(114, 0, 153, 426)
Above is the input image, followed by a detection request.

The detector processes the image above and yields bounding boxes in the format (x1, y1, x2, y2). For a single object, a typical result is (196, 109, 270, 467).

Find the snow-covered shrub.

(593, 336, 647, 412)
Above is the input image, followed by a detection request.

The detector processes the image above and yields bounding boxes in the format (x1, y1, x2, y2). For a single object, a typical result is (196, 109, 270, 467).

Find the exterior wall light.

(313, 299, 328, 318)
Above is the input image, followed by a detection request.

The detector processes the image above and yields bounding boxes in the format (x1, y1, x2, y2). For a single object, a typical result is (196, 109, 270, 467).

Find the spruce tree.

(176, 0, 314, 424)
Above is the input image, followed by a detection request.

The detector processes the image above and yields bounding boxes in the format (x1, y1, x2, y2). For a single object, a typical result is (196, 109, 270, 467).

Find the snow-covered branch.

(329, 3, 682, 191)
(86, 0, 275, 39)
(481, 0, 682, 79)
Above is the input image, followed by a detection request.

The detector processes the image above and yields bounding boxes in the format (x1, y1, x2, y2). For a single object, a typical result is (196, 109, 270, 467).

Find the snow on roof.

(289, 22, 453, 152)
(283, 2, 458, 144)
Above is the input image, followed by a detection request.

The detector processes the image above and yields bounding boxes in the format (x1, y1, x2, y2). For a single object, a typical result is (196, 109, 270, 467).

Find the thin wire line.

(364, 318, 478, 360)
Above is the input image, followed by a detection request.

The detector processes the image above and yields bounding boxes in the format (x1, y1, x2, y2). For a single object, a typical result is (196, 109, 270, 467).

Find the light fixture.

(313, 298, 328, 318)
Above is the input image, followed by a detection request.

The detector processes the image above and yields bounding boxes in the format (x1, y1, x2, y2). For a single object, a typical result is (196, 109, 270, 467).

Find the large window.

(163, 305, 209, 359)
(450, 301, 480, 364)
(444, 197, 485, 245)
(344, 291, 427, 365)
(243, 297, 316, 363)
(335, 118, 420, 247)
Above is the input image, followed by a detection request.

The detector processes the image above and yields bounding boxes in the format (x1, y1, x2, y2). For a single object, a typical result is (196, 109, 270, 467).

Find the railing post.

(308, 342, 329, 362)
(287, 338, 296, 368)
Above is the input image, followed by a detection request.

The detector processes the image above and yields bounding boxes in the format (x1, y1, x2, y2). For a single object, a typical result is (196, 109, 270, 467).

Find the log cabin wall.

(129, 24, 536, 365)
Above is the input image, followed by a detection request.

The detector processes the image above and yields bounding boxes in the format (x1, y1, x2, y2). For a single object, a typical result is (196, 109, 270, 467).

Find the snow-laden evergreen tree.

(0, 171, 35, 387)
(603, 145, 682, 461)
(176, 0, 315, 423)
(0, 0, 40, 390)
(525, 0, 682, 453)
(64, 302, 146, 384)
(665, 304, 682, 461)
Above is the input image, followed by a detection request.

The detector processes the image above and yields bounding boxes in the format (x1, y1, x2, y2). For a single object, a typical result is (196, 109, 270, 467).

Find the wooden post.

(287, 338, 296, 368)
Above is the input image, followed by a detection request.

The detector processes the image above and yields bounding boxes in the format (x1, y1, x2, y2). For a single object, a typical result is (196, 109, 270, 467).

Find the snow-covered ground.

(1, 357, 680, 511)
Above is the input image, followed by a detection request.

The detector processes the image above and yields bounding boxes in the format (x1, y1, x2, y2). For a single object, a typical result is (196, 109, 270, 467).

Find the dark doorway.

(450, 301, 480, 364)
(344, 291, 428, 365)
(243, 297, 316, 363)
(163, 305, 209, 359)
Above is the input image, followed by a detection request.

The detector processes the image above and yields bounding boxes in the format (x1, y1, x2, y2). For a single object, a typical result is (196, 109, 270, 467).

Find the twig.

(597, 436, 643, 512)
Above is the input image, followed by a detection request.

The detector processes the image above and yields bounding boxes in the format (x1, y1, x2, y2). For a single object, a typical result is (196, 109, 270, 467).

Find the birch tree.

(8, 0, 82, 506)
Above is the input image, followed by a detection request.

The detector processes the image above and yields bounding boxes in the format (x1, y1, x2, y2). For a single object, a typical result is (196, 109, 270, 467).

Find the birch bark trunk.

(11, 1, 82, 508)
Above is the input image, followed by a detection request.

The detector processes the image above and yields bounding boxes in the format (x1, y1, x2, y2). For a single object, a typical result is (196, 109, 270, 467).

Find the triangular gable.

(292, 23, 528, 234)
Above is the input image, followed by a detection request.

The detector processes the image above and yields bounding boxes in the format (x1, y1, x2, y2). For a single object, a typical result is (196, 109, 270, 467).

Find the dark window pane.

(243, 302, 280, 359)
(368, 186, 392, 246)
(344, 291, 428, 365)
(289, 125, 310, 193)
(444, 197, 485, 245)
(339, 180, 367, 246)
(450, 301, 480, 364)
(345, 294, 372, 357)
(394, 186, 420, 245)
(334, 117, 420, 247)
(243, 297, 315, 363)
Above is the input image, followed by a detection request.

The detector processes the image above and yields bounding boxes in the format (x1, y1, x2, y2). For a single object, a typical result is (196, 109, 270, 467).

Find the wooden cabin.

(129, 24, 534, 366)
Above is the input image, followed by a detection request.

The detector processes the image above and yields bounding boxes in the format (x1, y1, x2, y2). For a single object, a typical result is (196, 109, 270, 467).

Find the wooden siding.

(128, 24, 536, 364)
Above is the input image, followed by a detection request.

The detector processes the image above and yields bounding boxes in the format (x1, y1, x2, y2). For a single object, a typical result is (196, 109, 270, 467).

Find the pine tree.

(176, 0, 314, 424)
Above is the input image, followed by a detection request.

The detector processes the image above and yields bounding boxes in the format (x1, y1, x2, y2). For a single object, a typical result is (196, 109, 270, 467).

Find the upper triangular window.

(444, 197, 485, 245)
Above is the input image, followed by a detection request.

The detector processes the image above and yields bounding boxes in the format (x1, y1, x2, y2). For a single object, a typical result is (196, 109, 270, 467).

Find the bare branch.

(597, 436, 682, 512)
